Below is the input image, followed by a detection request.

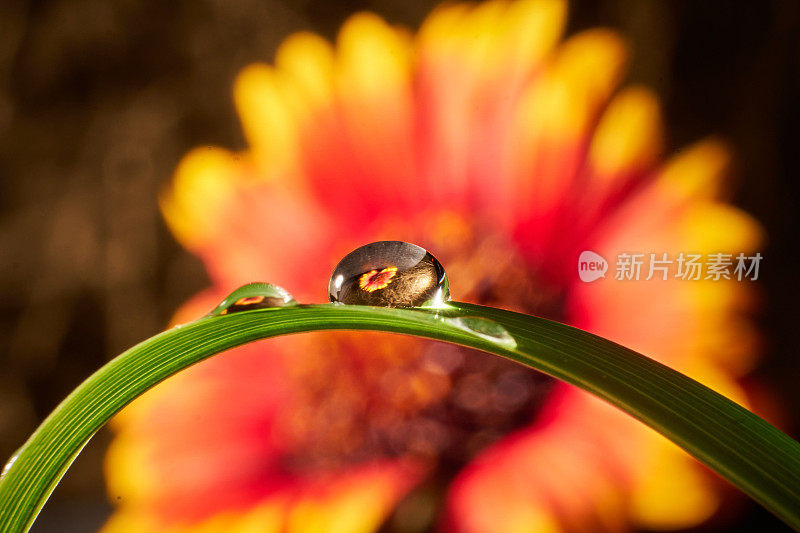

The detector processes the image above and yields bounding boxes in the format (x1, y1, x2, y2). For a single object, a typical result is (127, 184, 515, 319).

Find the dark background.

(0, 0, 798, 531)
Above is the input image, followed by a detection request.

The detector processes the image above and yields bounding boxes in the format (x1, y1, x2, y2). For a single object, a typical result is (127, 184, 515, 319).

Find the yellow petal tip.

(590, 85, 663, 178)
(161, 148, 239, 249)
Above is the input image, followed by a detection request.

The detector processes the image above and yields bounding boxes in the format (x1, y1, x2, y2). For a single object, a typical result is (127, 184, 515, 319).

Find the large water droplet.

(328, 241, 450, 308)
(209, 282, 297, 316)
(446, 317, 517, 349)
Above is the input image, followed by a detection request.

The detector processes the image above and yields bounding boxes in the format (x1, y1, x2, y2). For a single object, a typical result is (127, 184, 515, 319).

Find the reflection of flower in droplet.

(104, 1, 765, 532)
(235, 296, 264, 305)
(359, 267, 397, 292)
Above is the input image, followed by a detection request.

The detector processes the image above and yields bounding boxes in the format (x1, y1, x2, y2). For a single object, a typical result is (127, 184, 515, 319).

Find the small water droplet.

(209, 282, 297, 316)
(328, 241, 450, 308)
(1, 452, 19, 479)
(445, 317, 517, 349)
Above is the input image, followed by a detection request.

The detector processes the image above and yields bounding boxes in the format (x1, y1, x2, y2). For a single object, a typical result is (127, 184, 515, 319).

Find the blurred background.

(0, 0, 799, 531)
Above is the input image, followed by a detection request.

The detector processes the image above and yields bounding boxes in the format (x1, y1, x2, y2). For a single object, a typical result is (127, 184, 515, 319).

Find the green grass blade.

(1, 303, 799, 531)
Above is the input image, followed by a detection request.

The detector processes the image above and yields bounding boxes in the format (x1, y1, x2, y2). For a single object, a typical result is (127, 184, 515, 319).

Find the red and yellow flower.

(104, 1, 764, 531)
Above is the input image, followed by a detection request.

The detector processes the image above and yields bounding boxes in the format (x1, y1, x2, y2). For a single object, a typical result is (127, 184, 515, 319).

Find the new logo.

(578, 251, 608, 282)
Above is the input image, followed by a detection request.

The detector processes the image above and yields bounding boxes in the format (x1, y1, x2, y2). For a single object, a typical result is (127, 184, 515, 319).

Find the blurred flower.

(104, 0, 764, 531)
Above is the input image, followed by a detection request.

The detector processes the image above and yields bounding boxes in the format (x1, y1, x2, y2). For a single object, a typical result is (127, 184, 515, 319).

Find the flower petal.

(510, 29, 628, 264)
(445, 387, 635, 532)
(628, 432, 721, 530)
(586, 85, 663, 199)
(275, 32, 336, 111)
(546, 86, 664, 277)
(105, 462, 422, 533)
(161, 148, 241, 249)
(234, 64, 300, 176)
(287, 461, 426, 533)
(295, 13, 418, 228)
(416, 1, 567, 214)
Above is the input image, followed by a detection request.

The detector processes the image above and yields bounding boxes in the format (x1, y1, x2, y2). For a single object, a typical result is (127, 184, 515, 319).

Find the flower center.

(277, 227, 561, 479)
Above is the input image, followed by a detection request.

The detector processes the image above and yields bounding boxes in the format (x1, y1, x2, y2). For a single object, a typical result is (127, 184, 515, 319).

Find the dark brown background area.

(1, 0, 799, 531)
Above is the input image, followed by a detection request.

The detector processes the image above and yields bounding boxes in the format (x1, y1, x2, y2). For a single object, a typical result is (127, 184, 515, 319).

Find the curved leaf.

(1, 303, 799, 531)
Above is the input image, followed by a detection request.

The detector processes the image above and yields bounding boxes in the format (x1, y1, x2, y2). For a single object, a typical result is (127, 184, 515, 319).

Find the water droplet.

(209, 282, 297, 316)
(1, 452, 19, 479)
(328, 241, 450, 308)
(446, 317, 517, 349)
